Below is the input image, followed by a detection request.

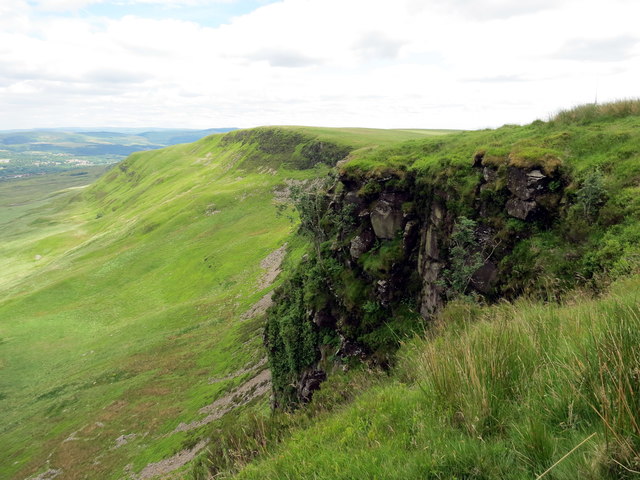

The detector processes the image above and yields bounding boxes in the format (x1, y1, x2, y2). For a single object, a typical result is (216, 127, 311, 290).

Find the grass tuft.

(551, 99, 640, 125)
(227, 277, 640, 479)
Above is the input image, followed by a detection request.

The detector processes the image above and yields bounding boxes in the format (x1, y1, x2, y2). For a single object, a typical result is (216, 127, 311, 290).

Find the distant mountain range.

(0, 127, 236, 179)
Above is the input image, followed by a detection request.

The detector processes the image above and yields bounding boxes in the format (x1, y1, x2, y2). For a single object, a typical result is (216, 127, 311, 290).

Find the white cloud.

(555, 36, 639, 62)
(430, 0, 563, 19)
(1, 0, 639, 129)
(126, 0, 237, 4)
(354, 32, 405, 60)
(33, 0, 103, 12)
(31, 0, 237, 11)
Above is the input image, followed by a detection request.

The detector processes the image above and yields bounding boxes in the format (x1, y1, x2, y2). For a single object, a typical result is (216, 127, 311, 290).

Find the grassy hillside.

(188, 102, 640, 479)
(234, 275, 640, 479)
(0, 127, 448, 479)
(3, 103, 639, 479)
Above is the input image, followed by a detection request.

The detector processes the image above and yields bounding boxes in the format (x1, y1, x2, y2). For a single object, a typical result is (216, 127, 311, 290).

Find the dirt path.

(136, 440, 207, 480)
(257, 243, 287, 290)
(207, 357, 267, 384)
(237, 243, 286, 321)
(30, 469, 62, 480)
(174, 369, 272, 433)
(240, 292, 273, 320)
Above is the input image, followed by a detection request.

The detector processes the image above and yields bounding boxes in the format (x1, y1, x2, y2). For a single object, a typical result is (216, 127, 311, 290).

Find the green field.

(0, 127, 450, 479)
(274, 126, 458, 148)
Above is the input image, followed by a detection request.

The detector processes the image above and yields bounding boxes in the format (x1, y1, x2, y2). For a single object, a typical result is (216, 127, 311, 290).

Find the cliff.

(265, 109, 640, 407)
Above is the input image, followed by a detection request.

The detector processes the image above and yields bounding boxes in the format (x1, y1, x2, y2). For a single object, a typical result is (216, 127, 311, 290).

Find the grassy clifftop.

(340, 103, 640, 292)
(206, 102, 640, 479)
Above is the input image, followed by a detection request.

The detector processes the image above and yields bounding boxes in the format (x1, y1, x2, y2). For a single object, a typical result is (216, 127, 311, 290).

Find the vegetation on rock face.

(264, 264, 322, 406)
(576, 167, 607, 217)
(240, 101, 640, 479)
(221, 127, 351, 170)
(438, 216, 484, 300)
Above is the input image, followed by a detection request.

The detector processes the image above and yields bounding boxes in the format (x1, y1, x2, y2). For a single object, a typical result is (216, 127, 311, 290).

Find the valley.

(0, 129, 234, 180)
(3, 0, 639, 476)
(0, 127, 441, 479)
(1, 104, 640, 479)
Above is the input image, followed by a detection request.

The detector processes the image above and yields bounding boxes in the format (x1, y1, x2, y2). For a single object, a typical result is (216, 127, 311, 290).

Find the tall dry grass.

(404, 277, 640, 478)
(551, 99, 640, 125)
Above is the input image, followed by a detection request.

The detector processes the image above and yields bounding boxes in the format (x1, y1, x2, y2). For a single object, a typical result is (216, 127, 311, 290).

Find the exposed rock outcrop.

(417, 201, 447, 316)
(349, 228, 375, 259)
(506, 198, 538, 220)
(265, 154, 567, 407)
(370, 193, 405, 239)
(297, 369, 327, 403)
(507, 167, 547, 200)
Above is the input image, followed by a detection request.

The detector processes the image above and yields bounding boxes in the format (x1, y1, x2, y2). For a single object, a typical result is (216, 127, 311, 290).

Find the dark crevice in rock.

(266, 154, 568, 407)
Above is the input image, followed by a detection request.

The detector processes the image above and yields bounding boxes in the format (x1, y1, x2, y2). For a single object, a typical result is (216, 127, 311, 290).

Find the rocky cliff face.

(265, 153, 568, 407)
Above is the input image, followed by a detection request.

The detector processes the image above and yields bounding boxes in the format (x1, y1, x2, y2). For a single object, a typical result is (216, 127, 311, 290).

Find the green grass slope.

(187, 102, 640, 479)
(235, 276, 640, 480)
(0, 126, 452, 479)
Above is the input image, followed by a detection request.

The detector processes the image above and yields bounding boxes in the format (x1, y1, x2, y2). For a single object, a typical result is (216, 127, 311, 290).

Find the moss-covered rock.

(266, 105, 640, 407)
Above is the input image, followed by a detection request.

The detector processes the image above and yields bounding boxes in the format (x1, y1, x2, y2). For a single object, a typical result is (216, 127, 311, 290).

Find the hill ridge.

(2, 106, 640, 478)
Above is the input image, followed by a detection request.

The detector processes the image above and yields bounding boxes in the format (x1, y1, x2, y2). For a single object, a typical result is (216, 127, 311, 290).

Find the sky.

(0, 0, 639, 130)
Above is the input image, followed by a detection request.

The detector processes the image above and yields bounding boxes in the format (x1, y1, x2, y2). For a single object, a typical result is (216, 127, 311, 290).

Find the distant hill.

(0, 127, 235, 179)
